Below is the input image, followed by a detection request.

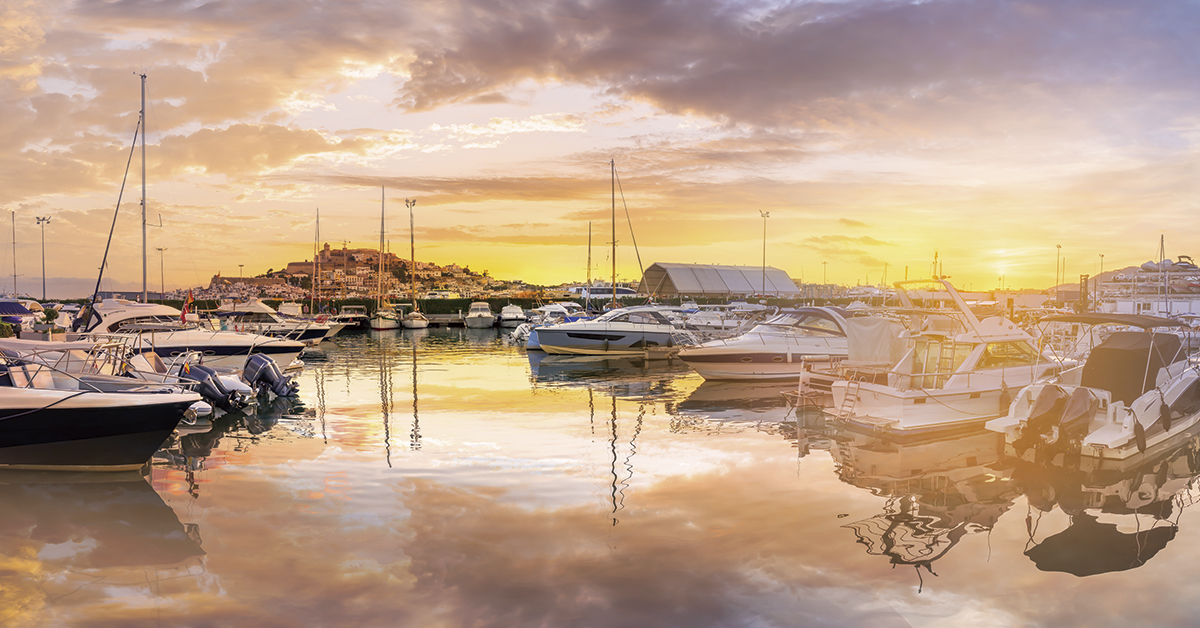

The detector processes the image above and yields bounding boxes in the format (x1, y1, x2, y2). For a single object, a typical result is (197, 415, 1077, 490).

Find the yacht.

(73, 299, 305, 370)
(678, 307, 855, 380)
(828, 279, 1066, 440)
(534, 305, 679, 356)
(330, 304, 370, 330)
(215, 298, 337, 343)
(464, 302, 496, 328)
(498, 304, 526, 327)
(986, 313, 1195, 462)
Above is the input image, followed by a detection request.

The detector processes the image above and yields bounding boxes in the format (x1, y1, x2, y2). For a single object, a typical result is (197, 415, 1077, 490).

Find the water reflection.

(1012, 429, 1200, 576)
(830, 428, 1017, 591)
(0, 471, 205, 623)
(527, 352, 692, 400)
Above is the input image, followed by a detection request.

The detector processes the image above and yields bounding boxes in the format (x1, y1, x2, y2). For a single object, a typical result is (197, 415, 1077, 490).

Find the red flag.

(181, 289, 194, 323)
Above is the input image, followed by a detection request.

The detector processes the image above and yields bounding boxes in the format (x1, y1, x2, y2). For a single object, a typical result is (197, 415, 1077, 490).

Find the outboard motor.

(184, 364, 250, 413)
(244, 354, 300, 397)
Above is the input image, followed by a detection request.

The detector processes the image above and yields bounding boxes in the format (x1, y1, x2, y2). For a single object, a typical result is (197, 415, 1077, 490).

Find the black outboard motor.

(184, 364, 250, 413)
(244, 354, 300, 397)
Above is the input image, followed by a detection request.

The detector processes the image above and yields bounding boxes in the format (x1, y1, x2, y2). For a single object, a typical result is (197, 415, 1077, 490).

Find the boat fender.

(1158, 394, 1173, 432)
(999, 382, 1012, 414)
(1133, 414, 1147, 453)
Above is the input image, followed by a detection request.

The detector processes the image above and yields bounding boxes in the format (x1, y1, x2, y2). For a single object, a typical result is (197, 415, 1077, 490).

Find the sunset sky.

(2, 0, 1198, 297)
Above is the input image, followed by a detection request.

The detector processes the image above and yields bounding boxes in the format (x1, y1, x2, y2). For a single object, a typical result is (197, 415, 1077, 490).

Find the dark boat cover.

(1080, 331, 1180, 405)
(1080, 332, 1183, 405)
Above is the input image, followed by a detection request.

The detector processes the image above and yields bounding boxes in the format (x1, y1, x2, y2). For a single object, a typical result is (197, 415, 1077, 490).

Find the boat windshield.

(110, 315, 188, 333)
(601, 310, 670, 325)
(761, 313, 845, 336)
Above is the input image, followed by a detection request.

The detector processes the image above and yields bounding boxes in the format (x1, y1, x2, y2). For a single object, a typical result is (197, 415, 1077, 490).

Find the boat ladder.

(837, 380, 861, 419)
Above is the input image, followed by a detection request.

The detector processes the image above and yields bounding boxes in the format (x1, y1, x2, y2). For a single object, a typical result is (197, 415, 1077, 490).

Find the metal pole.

(156, 247, 166, 297)
(10, 210, 15, 296)
(1055, 244, 1061, 303)
(140, 72, 147, 303)
(759, 210, 769, 295)
(37, 216, 49, 300)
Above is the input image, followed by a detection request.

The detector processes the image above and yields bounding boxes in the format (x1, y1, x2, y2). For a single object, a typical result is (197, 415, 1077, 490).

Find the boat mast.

(408, 198, 418, 312)
(586, 221, 592, 313)
(10, 211, 15, 295)
(378, 187, 385, 308)
(312, 208, 319, 313)
(610, 159, 617, 311)
(140, 72, 147, 303)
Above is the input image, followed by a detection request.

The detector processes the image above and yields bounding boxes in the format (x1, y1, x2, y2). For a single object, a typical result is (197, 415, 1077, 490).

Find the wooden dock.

(426, 314, 466, 327)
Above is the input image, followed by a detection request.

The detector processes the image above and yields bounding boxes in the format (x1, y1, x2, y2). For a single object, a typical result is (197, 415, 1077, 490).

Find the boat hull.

(371, 316, 400, 330)
(402, 318, 429, 329)
(537, 326, 675, 356)
(464, 315, 495, 328)
(0, 391, 198, 471)
(116, 331, 304, 371)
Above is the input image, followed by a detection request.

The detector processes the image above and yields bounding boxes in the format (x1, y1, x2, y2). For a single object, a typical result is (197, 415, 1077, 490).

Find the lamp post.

(156, 247, 167, 298)
(239, 264, 244, 278)
(759, 210, 769, 296)
(36, 216, 49, 300)
(822, 261, 828, 285)
(1099, 253, 1104, 278)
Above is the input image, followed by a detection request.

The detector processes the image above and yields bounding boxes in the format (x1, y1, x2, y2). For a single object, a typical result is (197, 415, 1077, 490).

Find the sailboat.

(401, 198, 429, 329)
(369, 188, 400, 330)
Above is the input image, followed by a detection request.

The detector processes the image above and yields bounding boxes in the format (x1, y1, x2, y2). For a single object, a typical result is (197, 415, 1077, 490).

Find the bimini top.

(1040, 313, 1186, 329)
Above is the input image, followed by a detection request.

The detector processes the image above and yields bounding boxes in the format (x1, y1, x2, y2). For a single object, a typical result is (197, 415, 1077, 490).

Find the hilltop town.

(159, 242, 541, 302)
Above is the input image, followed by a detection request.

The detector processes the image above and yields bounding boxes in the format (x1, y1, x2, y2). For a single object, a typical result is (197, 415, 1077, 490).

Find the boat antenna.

(312, 207, 319, 314)
(81, 115, 142, 329)
(10, 210, 15, 296)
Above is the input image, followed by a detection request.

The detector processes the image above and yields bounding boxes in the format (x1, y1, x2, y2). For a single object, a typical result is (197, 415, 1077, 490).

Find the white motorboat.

(535, 306, 680, 356)
(986, 313, 1195, 462)
(73, 299, 305, 371)
(214, 298, 336, 344)
(401, 310, 430, 329)
(0, 351, 201, 471)
(498, 304, 526, 327)
(330, 305, 370, 330)
(678, 307, 858, 380)
(464, 302, 496, 328)
(829, 279, 1067, 440)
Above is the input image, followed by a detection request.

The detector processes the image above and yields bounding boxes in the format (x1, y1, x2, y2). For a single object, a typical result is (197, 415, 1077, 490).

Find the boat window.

(628, 312, 663, 325)
(979, 341, 1041, 368)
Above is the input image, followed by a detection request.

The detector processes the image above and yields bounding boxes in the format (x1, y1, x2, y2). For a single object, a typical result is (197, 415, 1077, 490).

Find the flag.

(180, 289, 194, 323)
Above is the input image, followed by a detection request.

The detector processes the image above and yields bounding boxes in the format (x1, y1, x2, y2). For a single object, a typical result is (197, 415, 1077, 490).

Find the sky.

(2, 0, 1199, 297)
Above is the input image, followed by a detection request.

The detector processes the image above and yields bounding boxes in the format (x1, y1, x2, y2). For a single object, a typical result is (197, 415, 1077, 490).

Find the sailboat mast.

(586, 221, 592, 313)
(312, 208, 319, 313)
(140, 72, 147, 303)
(408, 199, 417, 308)
(378, 187, 385, 307)
(611, 159, 617, 310)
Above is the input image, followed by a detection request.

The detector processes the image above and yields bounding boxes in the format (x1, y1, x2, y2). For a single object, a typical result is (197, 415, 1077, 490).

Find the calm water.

(4, 328, 1200, 627)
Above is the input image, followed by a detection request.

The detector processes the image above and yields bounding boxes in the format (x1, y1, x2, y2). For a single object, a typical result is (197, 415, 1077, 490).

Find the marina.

(5, 325, 1200, 626)
(5, 2, 1200, 625)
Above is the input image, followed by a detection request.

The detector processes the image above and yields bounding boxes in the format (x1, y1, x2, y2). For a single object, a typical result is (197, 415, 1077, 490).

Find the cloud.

(838, 218, 869, 228)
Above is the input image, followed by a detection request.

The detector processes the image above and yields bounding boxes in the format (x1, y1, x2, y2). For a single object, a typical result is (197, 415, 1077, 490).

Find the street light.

(36, 216, 49, 300)
(759, 210, 769, 296)
(156, 247, 167, 298)
(239, 264, 244, 278)
(822, 261, 828, 284)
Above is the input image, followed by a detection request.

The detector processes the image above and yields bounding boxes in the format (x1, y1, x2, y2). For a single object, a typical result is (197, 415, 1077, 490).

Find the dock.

(425, 314, 466, 327)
